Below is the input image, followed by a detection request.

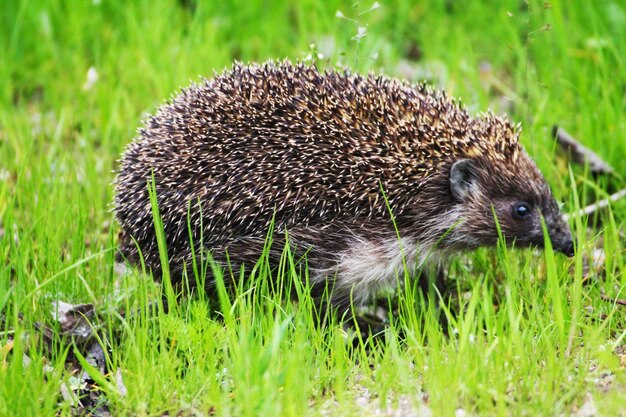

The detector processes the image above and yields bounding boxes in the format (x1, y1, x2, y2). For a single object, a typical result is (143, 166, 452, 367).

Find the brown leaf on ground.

(50, 300, 97, 341)
(72, 341, 111, 416)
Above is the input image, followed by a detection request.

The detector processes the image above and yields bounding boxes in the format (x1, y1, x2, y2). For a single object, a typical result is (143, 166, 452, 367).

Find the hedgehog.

(115, 61, 574, 312)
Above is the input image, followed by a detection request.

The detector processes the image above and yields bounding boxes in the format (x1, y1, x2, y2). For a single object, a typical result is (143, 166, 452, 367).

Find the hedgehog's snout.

(557, 238, 575, 257)
(550, 222, 575, 257)
(552, 235, 575, 257)
(546, 214, 575, 257)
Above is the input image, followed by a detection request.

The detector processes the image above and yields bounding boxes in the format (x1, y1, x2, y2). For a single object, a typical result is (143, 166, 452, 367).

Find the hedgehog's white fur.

(308, 206, 463, 305)
(316, 236, 422, 304)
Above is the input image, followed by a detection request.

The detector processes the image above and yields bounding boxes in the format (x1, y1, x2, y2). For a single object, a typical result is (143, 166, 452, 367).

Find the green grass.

(1, 0, 625, 416)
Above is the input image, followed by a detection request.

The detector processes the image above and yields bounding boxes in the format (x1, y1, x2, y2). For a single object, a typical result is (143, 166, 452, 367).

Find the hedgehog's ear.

(450, 159, 477, 201)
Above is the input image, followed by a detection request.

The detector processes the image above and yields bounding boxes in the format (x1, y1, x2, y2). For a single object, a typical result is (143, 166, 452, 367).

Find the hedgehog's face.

(448, 158, 574, 256)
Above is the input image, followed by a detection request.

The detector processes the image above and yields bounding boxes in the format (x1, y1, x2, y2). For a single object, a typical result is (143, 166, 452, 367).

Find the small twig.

(553, 126, 614, 175)
(600, 294, 626, 307)
(564, 188, 626, 220)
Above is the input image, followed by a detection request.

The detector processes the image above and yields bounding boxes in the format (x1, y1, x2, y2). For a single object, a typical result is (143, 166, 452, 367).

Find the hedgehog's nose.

(556, 238, 575, 257)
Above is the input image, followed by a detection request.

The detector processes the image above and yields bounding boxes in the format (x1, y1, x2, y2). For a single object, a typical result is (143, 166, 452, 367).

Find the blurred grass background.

(0, 0, 625, 416)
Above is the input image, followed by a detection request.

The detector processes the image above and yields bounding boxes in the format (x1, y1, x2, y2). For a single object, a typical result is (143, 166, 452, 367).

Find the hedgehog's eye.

(512, 202, 532, 220)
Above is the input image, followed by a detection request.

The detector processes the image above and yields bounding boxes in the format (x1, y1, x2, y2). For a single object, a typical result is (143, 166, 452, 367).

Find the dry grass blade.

(600, 294, 626, 307)
(553, 126, 614, 175)
(564, 188, 626, 220)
